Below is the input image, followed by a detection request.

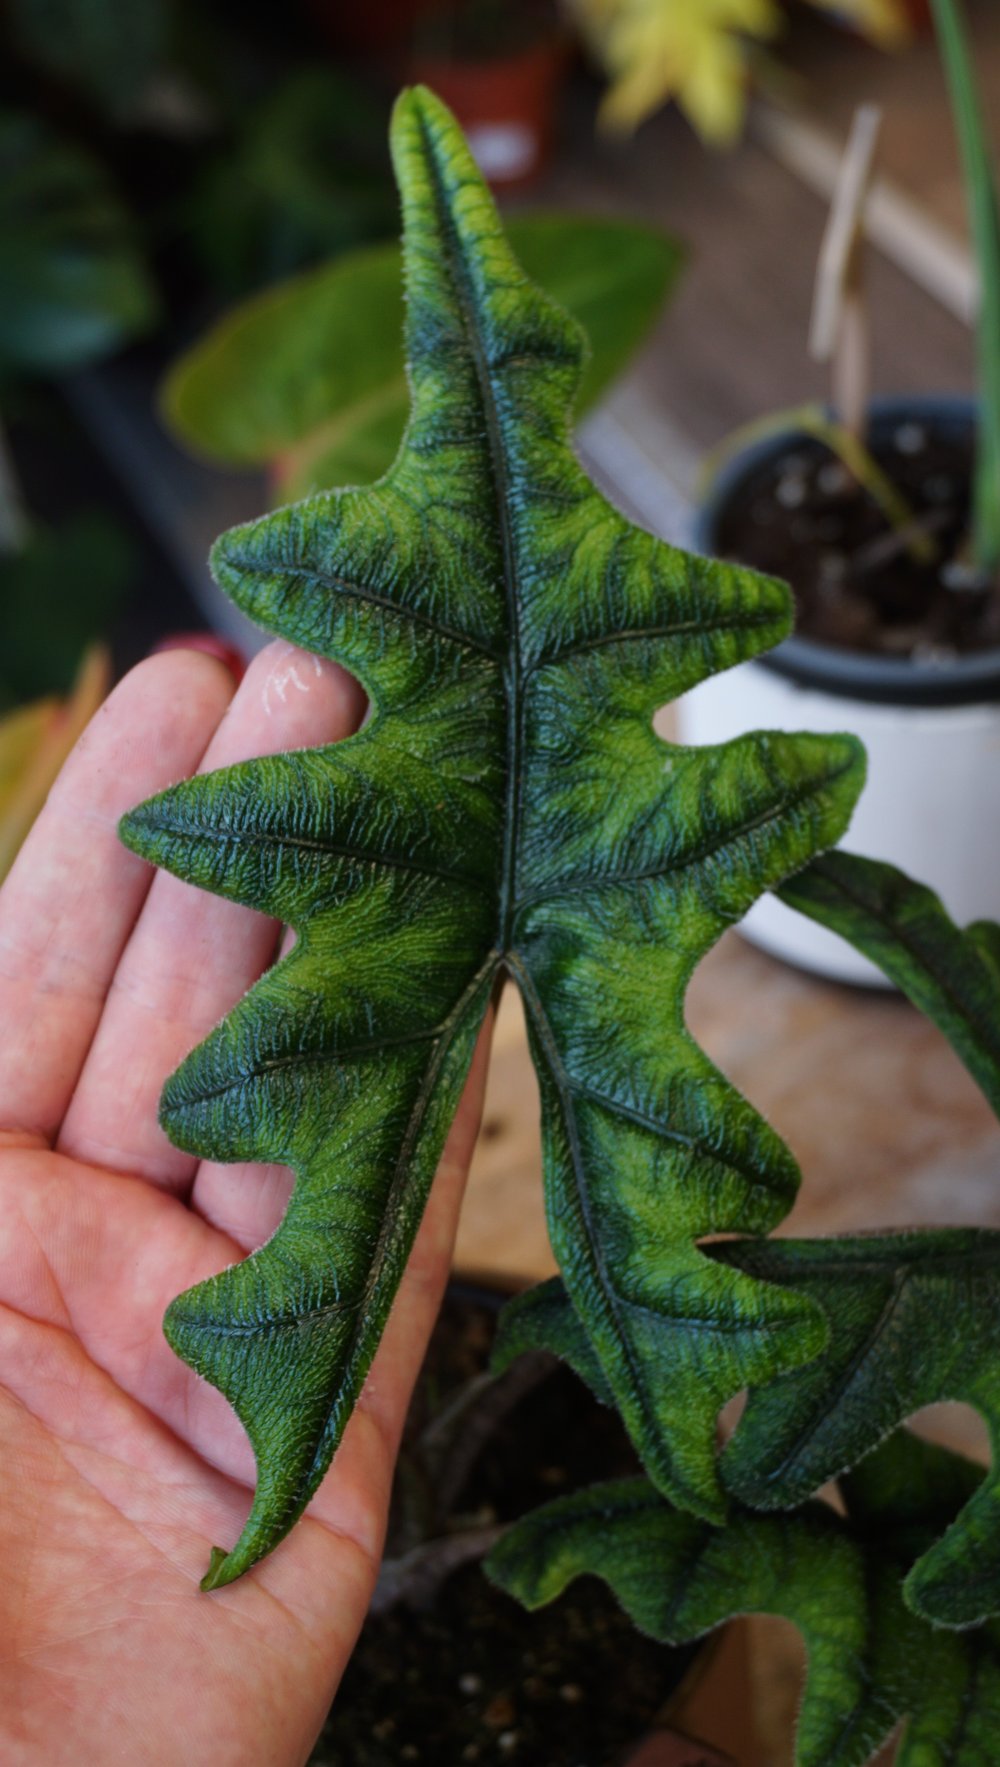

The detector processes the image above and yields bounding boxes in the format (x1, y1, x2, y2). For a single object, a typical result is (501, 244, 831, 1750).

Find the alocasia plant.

(119, 86, 864, 1588)
(487, 1431, 1000, 1766)
(718, 1229, 1000, 1628)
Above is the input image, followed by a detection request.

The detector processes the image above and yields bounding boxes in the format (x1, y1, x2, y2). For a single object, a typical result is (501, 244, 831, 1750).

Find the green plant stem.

(930, 0, 1000, 575)
(703, 403, 938, 567)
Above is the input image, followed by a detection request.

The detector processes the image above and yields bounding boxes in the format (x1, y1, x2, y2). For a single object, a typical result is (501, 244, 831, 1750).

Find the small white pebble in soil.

(559, 1684, 584, 1704)
(776, 474, 807, 509)
(894, 422, 927, 455)
(942, 559, 993, 594)
(817, 460, 851, 496)
(818, 552, 848, 585)
(459, 1673, 483, 1696)
(912, 641, 957, 667)
(498, 1733, 520, 1754)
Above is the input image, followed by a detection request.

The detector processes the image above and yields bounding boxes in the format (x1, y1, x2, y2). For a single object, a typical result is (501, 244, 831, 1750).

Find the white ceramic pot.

(683, 398, 1000, 987)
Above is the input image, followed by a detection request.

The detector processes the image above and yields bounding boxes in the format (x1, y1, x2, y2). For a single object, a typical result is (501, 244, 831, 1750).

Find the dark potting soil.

(310, 1289, 692, 1767)
(716, 419, 1000, 660)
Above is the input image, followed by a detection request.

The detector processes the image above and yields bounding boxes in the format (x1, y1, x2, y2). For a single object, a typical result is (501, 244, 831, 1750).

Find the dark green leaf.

(120, 88, 862, 1586)
(10, 0, 165, 116)
(0, 110, 157, 375)
(779, 852, 1000, 1116)
(492, 1278, 614, 1407)
(189, 70, 397, 298)
(718, 1230, 1000, 1626)
(160, 211, 685, 497)
(0, 514, 132, 708)
(487, 1435, 1000, 1767)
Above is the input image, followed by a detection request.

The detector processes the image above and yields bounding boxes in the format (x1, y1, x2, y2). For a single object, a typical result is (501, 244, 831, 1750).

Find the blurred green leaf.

(0, 512, 132, 707)
(0, 644, 109, 881)
(9, 0, 166, 117)
(161, 213, 684, 498)
(0, 111, 158, 375)
(929, 0, 1000, 572)
(189, 70, 397, 298)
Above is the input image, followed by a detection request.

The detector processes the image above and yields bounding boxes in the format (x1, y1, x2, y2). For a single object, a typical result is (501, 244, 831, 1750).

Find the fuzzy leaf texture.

(780, 851, 1000, 1115)
(717, 1229, 1000, 1627)
(487, 1433, 1000, 1767)
(119, 88, 863, 1587)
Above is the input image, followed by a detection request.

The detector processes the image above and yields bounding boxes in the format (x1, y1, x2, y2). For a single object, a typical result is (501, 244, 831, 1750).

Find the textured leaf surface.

(121, 88, 863, 1585)
(160, 213, 683, 497)
(718, 1231, 1000, 1627)
(487, 1433, 1000, 1767)
(492, 1277, 614, 1407)
(780, 853, 1000, 1116)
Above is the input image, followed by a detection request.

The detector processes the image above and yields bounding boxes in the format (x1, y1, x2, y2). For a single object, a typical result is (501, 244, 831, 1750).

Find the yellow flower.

(568, 0, 910, 143)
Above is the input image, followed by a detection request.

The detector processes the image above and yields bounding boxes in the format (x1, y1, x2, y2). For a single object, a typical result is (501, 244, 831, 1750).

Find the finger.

(0, 651, 236, 1142)
(58, 642, 366, 1190)
(2, 1013, 494, 1519)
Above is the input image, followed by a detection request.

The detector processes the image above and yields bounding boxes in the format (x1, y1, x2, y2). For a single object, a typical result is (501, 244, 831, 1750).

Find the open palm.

(0, 642, 490, 1766)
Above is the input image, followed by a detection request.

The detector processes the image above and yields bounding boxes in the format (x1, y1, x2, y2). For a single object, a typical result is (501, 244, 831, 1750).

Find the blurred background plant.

(567, 0, 911, 142)
(160, 214, 683, 498)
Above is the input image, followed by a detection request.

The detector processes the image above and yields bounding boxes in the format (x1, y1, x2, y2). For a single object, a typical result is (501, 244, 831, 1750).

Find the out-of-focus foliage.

(567, 0, 909, 143)
(188, 70, 397, 297)
(0, 110, 158, 377)
(928, 0, 1000, 572)
(0, 646, 109, 883)
(0, 514, 132, 711)
(8, 0, 166, 117)
(161, 213, 684, 497)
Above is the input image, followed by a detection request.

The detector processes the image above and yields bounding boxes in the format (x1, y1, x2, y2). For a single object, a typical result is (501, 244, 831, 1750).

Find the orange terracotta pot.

(409, 36, 568, 188)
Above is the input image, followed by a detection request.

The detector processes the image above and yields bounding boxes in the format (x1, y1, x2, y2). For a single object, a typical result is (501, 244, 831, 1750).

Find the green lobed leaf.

(779, 852, 1000, 1116)
(492, 1277, 615, 1407)
(487, 1433, 1000, 1767)
(0, 109, 157, 375)
(487, 1427, 1000, 1759)
(718, 1230, 1000, 1627)
(160, 212, 685, 498)
(120, 88, 863, 1586)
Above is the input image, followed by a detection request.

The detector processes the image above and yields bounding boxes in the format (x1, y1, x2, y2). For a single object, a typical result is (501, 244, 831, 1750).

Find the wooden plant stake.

(810, 103, 883, 441)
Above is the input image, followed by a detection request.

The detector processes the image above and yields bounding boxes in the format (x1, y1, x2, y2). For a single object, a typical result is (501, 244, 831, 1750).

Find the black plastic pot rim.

(696, 393, 1000, 709)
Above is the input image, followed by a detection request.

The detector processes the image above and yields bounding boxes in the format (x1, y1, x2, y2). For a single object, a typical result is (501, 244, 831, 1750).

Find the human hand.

(0, 641, 491, 1766)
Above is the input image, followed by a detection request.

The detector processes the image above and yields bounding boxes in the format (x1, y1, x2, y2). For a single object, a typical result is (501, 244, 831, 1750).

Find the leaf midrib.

(414, 108, 523, 953)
